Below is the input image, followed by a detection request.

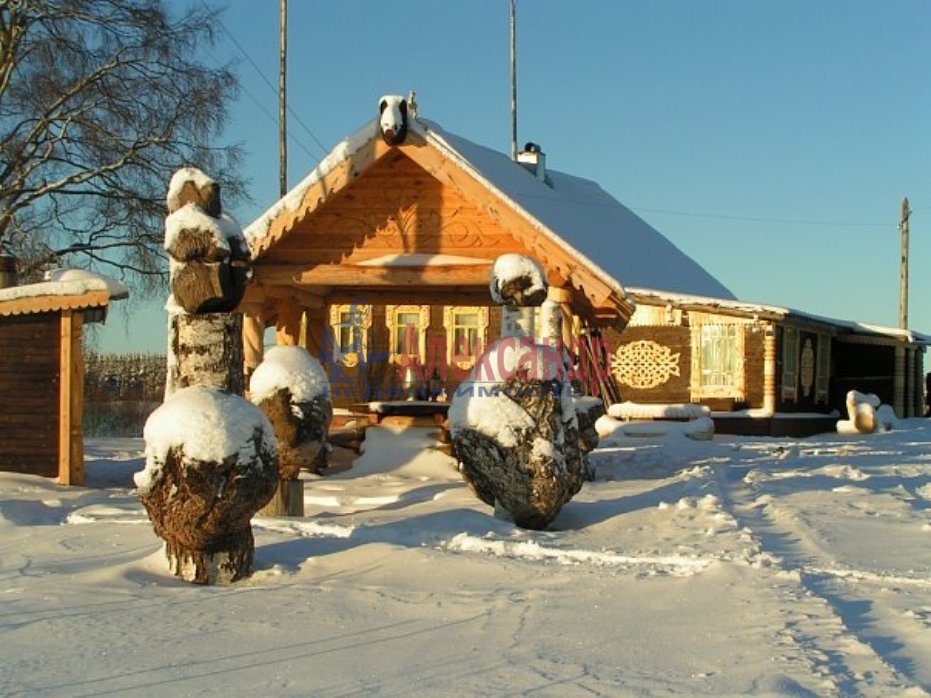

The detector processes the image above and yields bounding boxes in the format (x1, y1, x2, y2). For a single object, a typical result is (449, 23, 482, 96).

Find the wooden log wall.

(0, 314, 61, 477)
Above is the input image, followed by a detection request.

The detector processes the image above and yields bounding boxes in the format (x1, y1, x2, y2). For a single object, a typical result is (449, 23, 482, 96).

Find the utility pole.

(509, 0, 518, 161)
(279, 0, 287, 197)
(899, 196, 911, 329)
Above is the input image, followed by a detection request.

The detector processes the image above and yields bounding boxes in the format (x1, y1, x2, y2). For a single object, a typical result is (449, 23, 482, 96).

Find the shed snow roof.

(0, 271, 128, 318)
(245, 116, 734, 302)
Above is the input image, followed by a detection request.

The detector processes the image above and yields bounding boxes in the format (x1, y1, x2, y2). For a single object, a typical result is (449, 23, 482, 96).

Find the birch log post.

(137, 166, 275, 585)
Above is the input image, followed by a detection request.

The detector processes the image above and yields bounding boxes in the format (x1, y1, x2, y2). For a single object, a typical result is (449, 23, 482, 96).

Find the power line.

(201, 0, 330, 158)
(630, 206, 892, 229)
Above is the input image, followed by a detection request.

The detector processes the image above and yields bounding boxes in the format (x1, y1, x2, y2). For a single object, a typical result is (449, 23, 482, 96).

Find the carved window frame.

(815, 333, 831, 404)
(328, 302, 372, 367)
(386, 304, 431, 365)
(782, 326, 799, 401)
(443, 306, 490, 370)
(690, 323, 746, 400)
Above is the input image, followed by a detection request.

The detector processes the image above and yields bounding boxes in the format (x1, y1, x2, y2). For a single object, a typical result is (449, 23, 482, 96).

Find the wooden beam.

(328, 289, 495, 307)
(262, 284, 326, 309)
(70, 313, 85, 486)
(257, 263, 492, 287)
(58, 310, 84, 486)
(241, 304, 266, 379)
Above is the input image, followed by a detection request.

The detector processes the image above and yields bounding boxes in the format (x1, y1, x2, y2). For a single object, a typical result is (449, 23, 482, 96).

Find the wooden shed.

(240, 103, 729, 408)
(0, 273, 127, 485)
(604, 288, 927, 436)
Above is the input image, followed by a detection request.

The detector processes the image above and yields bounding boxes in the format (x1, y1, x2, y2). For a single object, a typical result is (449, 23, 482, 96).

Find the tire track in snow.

(711, 462, 919, 696)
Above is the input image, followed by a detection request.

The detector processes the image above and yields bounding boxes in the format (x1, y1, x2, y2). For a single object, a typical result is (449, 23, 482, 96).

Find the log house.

(241, 111, 726, 408)
(606, 288, 928, 436)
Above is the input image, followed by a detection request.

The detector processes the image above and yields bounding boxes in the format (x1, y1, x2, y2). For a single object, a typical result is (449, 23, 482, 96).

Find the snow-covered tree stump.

(451, 253, 585, 530)
(249, 346, 332, 517)
(136, 166, 272, 584)
(451, 375, 584, 530)
(837, 390, 897, 434)
(490, 253, 548, 307)
(136, 387, 278, 584)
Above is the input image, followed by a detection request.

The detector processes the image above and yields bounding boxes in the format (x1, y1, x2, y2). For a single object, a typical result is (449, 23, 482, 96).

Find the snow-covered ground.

(1, 423, 930, 696)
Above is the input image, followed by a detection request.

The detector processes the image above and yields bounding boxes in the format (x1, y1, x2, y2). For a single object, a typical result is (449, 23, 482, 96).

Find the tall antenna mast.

(279, 0, 288, 197)
(509, 0, 518, 161)
(899, 196, 911, 329)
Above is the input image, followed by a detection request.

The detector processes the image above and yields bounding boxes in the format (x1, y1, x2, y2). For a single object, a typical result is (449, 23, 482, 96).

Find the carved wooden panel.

(265, 153, 532, 264)
(612, 340, 681, 389)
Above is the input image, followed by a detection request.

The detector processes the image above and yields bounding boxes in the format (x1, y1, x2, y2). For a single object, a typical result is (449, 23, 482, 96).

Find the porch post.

(762, 324, 777, 415)
(242, 303, 266, 384)
(547, 286, 575, 350)
(302, 308, 326, 360)
(275, 301, 301, 346)
(906, 348, 916, 417)
(893, 344, 906, 418)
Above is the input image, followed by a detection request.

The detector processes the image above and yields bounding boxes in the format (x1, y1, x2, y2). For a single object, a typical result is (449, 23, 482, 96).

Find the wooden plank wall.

(0, 313, 61, 477)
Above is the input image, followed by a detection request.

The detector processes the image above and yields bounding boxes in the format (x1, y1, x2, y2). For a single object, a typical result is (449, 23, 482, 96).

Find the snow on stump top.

(164, 166, 251, 314)
(249, 346, 333, 480)
(490, 253, 548, 307)
(250, 346, 329, 407)
(135, 386, 278, 584)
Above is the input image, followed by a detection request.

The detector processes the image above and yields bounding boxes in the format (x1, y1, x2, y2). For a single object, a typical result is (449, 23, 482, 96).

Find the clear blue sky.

(97, 0, 931, 352)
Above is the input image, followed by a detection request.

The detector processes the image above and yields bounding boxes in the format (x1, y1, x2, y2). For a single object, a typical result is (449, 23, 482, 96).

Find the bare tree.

(0, 0, 245, 287)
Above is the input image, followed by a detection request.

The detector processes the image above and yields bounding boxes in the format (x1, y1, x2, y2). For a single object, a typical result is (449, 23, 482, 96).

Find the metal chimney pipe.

(0, 254, 18, 289)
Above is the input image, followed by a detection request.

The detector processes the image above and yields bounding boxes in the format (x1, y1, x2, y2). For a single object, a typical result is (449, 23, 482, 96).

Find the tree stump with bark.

(249, 346, 333, 517)
(136, 387, 278, 584)
(165, 167, 251, 314)
(450, 253, 587, 529)
(135, 165, 273, 584)
(452, 378, 585, 530)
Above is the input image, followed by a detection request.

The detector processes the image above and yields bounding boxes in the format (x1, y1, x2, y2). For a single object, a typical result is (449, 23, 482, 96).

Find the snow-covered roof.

(0, 271, 128, 318)
(244, 116, 733, 304)
(629, 286, 931, 345)
(43, 269, 130, 300)
(418, 119, 735, 300)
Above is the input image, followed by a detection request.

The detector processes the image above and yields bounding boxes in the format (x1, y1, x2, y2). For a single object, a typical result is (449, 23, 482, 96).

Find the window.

(443, 306, 490, 369)
(782, 326, 799, 401)
(690, 324, 745, 399)
(386, 304, 430, 365)
(328, 302, 371, 366)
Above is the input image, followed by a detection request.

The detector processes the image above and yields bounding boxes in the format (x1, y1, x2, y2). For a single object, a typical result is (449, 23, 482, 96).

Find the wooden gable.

(258, 150, 532, 276)
(248, 130, 633, 325)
